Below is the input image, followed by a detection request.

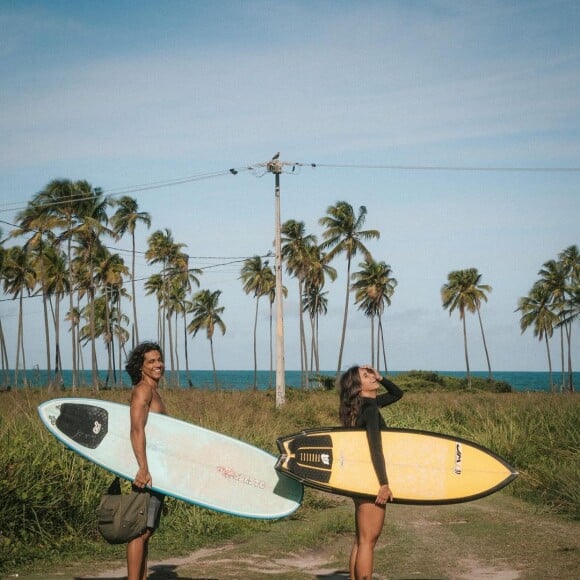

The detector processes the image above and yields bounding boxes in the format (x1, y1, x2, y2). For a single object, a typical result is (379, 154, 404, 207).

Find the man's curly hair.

(125, 341, 163, 385)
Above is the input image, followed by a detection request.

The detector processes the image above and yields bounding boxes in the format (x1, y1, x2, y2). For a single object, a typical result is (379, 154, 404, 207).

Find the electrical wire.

(312, 163, 580, 172)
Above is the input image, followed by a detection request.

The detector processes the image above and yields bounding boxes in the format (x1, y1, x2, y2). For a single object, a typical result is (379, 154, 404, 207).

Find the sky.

(1, 0, 579, 373)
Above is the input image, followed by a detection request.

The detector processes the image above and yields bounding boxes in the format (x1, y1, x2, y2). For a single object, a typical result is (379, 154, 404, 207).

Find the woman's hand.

(376, 484, 394, 505)
(361, 365, 382, 382)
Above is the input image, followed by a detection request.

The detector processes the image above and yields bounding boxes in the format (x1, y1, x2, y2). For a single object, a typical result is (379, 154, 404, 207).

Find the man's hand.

(133, 466, 152, 488)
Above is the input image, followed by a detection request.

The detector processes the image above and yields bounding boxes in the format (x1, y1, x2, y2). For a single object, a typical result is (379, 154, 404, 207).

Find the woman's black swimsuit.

(355, 378, 404, 485)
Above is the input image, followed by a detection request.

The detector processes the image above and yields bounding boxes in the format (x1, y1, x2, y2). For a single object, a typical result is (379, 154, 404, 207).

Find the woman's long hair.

(339, 366, 362, 427)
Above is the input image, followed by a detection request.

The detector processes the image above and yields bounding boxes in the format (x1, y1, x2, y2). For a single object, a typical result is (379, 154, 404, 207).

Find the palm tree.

(145, 229, 186, 381)
(319, 201, 379, 375)
(42, 245, 70, 387)
(2, 246, 36, 387)
(164, 252, 201, 387)
(240, 256, 275, 390)
(536, 258, 568, 391)
(12, 201, 60, 384)
(110, 196, 151, 346)
(144, 273, 165, 343)
(38, 179, 104, 389)
(536, 247, 578, 392)
(93, 247, 129, 385)
(466, 269, 493, 380)
(516, 284, 559, 391)
(281, 220, 317, 388)
(441, 270, 473, 388)
(302, 284, 329, 374)
(187, 289, 226, 389)
(352, 260, 397, 372)
(72, 196, 114, 390)
(557, 245, 578, 392)
(303, 244, 336, 374)
(0, 229, 10, 387)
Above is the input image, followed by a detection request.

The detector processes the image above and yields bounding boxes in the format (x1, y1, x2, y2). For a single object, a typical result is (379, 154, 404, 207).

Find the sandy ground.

(10, 493, 580, 580)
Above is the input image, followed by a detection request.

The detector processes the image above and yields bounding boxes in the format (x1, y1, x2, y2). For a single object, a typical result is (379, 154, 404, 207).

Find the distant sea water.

(3, 369, 578, 392)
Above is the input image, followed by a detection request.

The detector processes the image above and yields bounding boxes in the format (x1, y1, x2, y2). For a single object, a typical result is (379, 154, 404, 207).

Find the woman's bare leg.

(352, 499, 385, 579)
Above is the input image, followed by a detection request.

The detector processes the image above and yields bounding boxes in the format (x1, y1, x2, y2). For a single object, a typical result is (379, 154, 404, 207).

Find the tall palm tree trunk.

(313, 294, 321, 374)
(167, 312, 175, 387)
(544, 334, 554, 392)
(559, 327, 565, 393)
(565, 322, 574, 392)
(314, 314, 321, 373)
(370, 315, 376, 368)
(309, 313, 316, 373)
(0, 320, 9, 388)
(67, 237, 77, 390)
(183, 312, 193, 387)
(336, 258, 352, 376)
(379, 316, 388, 373)
(41, 286, 52, 385)
(52, 293, 63, 387)
(14, 293, 23, 388)
(209, 337, 218, 390)
(104, 295, 114, 386)
(462, 312, 471, 388)
(131, 231, 139, 344)
(298, 280, 308, 389)
(89, 284, 99, 390)
(252, 297, 259, 390)
(174, 312, 181, 388)
(476, 307, 493, 380)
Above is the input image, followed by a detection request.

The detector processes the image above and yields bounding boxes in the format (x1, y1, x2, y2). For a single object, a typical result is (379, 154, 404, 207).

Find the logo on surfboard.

(454, 443, 462, 475)
(217, 465, 266, 489)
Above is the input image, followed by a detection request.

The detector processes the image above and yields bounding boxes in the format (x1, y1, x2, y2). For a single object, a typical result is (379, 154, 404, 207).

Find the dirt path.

(17, 493, 579, 580)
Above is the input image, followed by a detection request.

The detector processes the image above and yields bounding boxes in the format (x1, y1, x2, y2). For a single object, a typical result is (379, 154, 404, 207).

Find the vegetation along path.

(18, 492, 579, 580)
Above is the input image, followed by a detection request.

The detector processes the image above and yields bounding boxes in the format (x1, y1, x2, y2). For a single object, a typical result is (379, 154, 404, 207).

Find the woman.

(339, 365, 404, 580)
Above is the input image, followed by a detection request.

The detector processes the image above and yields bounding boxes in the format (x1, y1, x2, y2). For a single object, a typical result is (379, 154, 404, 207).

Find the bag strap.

(107, 476, 122, 495)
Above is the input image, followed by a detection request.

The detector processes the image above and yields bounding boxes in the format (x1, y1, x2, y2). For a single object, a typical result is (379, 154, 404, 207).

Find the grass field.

(1, 382, 578, 575)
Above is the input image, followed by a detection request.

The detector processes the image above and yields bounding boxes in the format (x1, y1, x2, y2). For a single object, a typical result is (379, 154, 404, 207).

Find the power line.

(312, 163, 580, 172)
(0, 167, 251, 215)
(0, 252, 272, 304)
(4, 159, 577, 215)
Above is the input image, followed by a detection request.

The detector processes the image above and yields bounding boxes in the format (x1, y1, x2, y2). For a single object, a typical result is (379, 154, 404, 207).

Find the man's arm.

(130, 384, 152, 488)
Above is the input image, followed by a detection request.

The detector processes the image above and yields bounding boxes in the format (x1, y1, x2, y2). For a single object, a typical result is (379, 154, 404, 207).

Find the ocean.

(3, 368, 578, 392)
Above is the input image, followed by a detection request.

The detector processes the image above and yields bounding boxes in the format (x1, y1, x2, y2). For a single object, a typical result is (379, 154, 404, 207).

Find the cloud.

(2, 2, 579, 169)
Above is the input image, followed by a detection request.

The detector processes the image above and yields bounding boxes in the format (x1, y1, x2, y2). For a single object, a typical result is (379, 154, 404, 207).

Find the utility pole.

(266, 154, 286, 408)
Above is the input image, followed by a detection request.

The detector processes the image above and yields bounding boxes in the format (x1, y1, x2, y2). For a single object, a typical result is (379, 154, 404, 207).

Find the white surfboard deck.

(38, 398, 303, 519)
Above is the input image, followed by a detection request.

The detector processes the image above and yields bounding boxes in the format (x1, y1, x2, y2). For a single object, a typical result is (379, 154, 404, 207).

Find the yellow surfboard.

(276, 428, 518, 505)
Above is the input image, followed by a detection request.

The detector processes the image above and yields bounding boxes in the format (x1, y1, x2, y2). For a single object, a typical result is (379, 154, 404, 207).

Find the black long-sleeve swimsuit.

(355, 378, 404, 486)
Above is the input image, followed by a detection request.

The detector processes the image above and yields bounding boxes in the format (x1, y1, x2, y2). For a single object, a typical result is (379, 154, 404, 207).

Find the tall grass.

(1, 387, 578, 574)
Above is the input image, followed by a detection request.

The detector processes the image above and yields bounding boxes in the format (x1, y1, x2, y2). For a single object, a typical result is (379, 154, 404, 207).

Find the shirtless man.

(125, 342, 167, 580)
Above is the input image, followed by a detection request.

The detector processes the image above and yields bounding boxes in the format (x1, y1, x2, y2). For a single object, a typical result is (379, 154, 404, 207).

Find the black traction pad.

(286, 434, 333, 484)
(55, 403, 108, 449)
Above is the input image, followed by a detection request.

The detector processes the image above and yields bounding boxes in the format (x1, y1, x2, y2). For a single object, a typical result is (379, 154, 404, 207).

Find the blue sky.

(1, 0, 579, 373)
